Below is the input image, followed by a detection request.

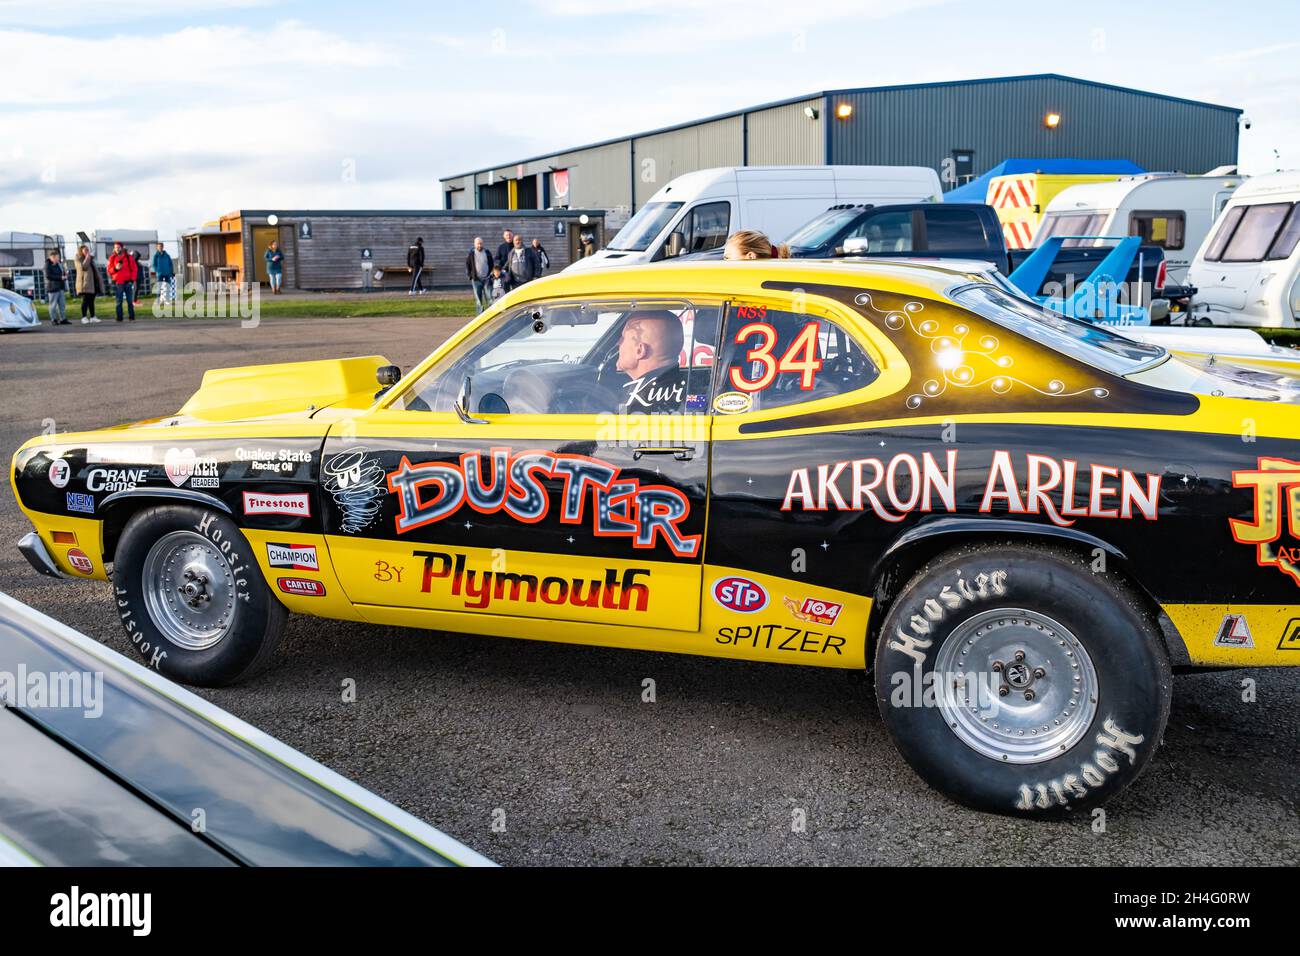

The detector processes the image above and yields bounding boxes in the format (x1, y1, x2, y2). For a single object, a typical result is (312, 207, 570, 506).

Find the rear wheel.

(113, 505, 287, 686)
(873, 543, 1170, 817)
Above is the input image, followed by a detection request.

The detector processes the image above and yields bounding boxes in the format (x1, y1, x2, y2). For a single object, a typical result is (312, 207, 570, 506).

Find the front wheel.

(113, 505, 287, 687)
(873, 543, 1170, 817)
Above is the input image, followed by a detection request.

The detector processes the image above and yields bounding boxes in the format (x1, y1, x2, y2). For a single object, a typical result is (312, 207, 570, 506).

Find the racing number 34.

(728, 311, 823, 393)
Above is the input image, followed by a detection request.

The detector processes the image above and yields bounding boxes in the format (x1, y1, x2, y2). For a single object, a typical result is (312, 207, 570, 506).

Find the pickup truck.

(783, 202, 1169, 319)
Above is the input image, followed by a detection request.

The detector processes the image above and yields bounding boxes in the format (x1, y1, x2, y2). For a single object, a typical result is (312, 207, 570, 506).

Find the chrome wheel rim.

(141, 530, 237, 651)
(933, 607, 1098, 765)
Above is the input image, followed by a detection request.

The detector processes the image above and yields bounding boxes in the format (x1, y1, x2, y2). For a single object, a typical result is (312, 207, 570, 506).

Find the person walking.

(107, 241, 137, 322)
(264, 240, 284, 294)
(465, 236, 493, 313)
(407, 237, 426, 295)
(495, 229, 514, 269)
(151, 242, 175, 304)
(74, 245, 102, 323)
(530, 237, 550, 273)
(506, 234, 540, 287)
(487, 263, 511, 303)
(44, 250, 69, 325)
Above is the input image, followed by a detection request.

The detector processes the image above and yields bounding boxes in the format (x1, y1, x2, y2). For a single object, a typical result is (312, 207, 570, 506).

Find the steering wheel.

(551, 380, 624, 415)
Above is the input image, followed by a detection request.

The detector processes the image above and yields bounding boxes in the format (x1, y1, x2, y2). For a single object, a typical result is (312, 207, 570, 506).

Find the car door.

(702, 292, 901, 668)
(321, 295, 721, 633)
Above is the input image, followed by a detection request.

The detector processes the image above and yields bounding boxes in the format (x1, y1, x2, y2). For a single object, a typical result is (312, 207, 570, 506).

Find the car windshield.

(785, 208, 864, 251)
(951, 284, 1166, 376)
(607, 202, 683, 251)
(1035, 212, 1109, 248)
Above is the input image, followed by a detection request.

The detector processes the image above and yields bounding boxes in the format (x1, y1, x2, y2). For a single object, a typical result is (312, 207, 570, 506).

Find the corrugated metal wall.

(828, 77, 1238, 184)
(746, 98, 823, 165)
(546, 141, 633, 218)
(631, 116, 743, 207)
(441, 77, 1238, 212)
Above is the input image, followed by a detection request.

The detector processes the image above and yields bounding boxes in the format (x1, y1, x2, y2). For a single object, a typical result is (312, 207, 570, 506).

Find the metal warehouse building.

(440, 73, 1240, 228)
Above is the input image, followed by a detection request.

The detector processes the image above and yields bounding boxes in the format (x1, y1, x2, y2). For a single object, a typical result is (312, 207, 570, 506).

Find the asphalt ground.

(2, 315, 1297, 865)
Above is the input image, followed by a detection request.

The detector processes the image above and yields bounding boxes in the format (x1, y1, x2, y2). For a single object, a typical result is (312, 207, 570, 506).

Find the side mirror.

(374, 364, 401, 399)
(665, 231, 686, 258)
(841, 237, 870, 257)
(455, 375, 488, 424)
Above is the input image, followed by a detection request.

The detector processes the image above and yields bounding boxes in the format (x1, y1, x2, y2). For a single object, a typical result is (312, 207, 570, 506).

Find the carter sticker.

(1214, 614, 1254, 649)
(277, 577, 325, 597)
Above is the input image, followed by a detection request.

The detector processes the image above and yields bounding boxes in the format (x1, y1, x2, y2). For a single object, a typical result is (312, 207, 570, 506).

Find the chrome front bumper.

(17, 532, 63, 579)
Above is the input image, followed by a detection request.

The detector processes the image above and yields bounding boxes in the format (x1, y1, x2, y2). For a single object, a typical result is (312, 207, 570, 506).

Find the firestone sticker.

(243, 491, 311, 517)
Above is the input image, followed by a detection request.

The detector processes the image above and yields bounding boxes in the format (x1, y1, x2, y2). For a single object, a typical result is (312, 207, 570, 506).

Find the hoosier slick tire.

(873, 543, 1171, 817)
(113, 505, 287, 687)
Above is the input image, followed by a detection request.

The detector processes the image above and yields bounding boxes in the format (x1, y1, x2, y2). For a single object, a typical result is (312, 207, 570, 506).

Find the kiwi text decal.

(783, 450, 1161, 526)
(1230, 456, 1300, 585)
(387, 448, 701, 558)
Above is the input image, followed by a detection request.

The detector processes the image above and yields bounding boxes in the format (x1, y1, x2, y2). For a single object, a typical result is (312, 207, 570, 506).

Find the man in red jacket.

(107, 241, 138, 322)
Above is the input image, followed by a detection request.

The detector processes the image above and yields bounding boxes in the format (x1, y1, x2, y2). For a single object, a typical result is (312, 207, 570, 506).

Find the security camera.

(1242, 116, 1253, 130)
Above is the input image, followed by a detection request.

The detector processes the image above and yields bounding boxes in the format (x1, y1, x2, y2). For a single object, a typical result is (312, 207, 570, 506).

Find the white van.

(1034, 169, 1244, 284)
(565, 165, 943, 272)
(1186, 170, 1300, 328)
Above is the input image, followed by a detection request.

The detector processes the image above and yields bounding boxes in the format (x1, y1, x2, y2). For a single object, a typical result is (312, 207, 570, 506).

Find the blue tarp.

(944, 158, 1147, 203)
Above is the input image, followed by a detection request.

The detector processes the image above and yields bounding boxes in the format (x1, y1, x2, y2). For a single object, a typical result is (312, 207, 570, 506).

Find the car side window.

(846, 210, 914, 254)
(922, 206, 988, 251)
(713, 303, 879, 413)
(681, 202, 731, 254)
(399, 299, 720, 417)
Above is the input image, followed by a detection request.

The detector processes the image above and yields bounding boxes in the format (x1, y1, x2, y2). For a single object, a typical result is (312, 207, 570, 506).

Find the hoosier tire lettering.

(873, 543, 1171, 817)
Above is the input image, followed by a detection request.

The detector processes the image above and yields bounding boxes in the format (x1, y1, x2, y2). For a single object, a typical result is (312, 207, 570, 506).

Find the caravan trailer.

(1186, 170, 1300, 328)
(1034, 169, 1244, 285)
(565, 165, 943, 272)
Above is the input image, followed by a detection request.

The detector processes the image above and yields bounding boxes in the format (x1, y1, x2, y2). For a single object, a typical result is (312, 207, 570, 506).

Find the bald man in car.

(615, 310, 688, 414)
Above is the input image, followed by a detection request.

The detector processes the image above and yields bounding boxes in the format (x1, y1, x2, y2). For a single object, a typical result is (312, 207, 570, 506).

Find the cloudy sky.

(0, 0, 1295, 243)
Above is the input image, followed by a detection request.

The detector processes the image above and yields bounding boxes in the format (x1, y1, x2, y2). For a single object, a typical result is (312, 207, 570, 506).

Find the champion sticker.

(266, 542, 319, 571)
(1214, 614, 1254, 649)
(242, 491, 311, 517)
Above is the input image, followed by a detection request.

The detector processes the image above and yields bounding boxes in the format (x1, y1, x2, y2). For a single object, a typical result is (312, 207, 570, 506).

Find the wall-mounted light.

(1044, 112, 1061, 129)
(267, 214, 279, 226)
(835, 102, 854, 120)
(804, 105, 819, 120)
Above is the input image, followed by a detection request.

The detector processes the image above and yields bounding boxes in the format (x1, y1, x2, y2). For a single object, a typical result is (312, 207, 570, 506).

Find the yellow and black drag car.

(12, 259, 1300, 816)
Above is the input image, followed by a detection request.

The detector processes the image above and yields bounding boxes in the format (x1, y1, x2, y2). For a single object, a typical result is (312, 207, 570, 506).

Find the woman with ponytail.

(723, 230, 791, 261)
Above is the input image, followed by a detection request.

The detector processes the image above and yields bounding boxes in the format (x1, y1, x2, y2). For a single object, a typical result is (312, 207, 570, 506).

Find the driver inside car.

(614, 310, 689, 414)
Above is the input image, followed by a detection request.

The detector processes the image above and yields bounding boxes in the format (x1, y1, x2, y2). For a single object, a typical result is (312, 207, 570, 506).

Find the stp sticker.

(1214, 614, 1254, 649)
(783, 595, 843, 627)
(712, 576, 768, 613)
(66, 548, 93, 575)
(266, 542, 319, 571)
(48, 459, 70, 488)
(276, 577, 325, 597)
(242, 491, 311, 517)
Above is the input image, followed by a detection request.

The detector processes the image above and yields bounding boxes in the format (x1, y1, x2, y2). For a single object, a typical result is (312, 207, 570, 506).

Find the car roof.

(509, 258, 988, 306)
